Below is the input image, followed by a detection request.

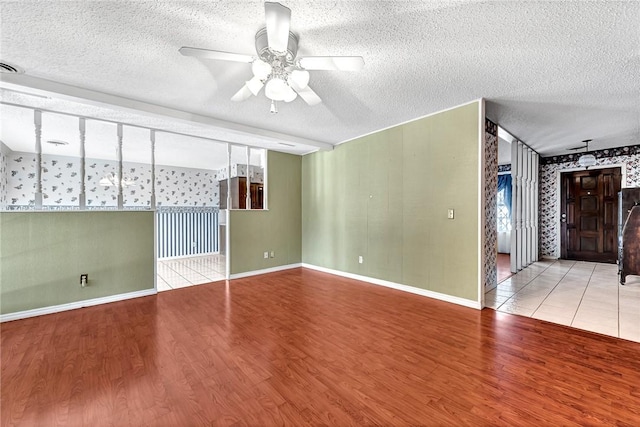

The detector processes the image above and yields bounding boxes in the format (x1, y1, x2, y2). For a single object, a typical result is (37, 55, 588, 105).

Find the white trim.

(336, 98, 483, 146)
(554, 163, 626, 258)
(0, 288, 156, 323)
(478, 99, 486, 308)
(229, 263, 302, 279)
(302, 263, 482, 310)
(153, 212, 158, 292)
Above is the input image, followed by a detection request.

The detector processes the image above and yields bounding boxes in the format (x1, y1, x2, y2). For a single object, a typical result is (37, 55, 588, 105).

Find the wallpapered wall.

(0, 148, 7, 209)
(484, 119, 498, 291)
(539, 151, 640, 258)
(4, 152, 221, 207)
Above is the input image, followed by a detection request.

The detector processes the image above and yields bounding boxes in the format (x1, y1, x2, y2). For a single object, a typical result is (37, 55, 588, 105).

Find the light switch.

(447, 209, 455, 219)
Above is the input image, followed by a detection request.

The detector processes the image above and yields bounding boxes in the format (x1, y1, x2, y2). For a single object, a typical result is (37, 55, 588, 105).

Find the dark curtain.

(498, 174, 512, 215)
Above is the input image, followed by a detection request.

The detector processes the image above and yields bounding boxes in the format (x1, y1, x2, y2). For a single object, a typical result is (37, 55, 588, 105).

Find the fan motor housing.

(255, 27, 299, 64)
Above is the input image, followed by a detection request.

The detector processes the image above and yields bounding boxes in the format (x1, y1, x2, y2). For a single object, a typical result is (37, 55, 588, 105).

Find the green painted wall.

(0, 211, 155, 314)
(230, 151, 301, 274)
(302, 101, 481, 301)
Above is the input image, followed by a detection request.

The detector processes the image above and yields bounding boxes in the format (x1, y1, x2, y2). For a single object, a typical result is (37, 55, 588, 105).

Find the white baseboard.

(229, 263, 302, 279)
(302, 263, 482, 310)
(1, 288, 157, 323)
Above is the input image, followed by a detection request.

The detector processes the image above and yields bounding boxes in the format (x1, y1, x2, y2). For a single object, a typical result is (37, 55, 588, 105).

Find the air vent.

(0, 61, 24, 74)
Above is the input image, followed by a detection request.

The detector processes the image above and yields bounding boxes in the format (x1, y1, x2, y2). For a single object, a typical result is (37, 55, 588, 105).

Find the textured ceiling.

(1, 0, 639, 163)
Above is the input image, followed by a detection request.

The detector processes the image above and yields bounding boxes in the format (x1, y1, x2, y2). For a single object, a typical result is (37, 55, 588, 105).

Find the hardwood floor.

(497, 253, 513, 283)
(2, 268, 640, 426)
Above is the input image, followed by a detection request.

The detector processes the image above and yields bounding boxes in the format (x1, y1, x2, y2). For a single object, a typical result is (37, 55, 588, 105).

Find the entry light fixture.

(578, 139, 596, 169)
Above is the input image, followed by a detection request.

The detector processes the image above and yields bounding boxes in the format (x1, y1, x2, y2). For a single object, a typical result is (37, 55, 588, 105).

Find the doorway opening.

(496, 127, 513, 283)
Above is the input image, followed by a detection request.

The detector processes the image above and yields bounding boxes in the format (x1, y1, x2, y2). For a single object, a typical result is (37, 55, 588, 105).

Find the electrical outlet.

(358, 256, 363, 264)
(447, 209, 455, 219)
(80, 274, 88, 287)
(264, 251, 269, 259)
(270, 251, 275, 258)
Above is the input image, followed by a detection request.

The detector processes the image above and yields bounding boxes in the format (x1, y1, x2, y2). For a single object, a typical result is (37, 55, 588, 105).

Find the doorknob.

(561, 218, 566, 223)
(561, 213, 567, 219)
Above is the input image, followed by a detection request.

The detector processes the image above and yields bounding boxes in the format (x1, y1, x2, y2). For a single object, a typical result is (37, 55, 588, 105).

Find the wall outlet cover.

(264, 251, 269, 259)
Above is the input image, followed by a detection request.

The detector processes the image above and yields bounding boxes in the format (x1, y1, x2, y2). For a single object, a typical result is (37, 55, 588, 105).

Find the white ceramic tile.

(531, 309, 574, 326)
(485, 259, 640, 341)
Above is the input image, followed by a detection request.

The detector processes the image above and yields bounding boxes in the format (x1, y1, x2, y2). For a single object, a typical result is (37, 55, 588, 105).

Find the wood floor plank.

(2, 267, 640, 426)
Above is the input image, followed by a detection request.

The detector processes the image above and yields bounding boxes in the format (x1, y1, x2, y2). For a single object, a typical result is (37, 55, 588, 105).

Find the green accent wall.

(229, 151, 302, 274)
(0, 211, 155, 314)
(302, 101, 481, 301)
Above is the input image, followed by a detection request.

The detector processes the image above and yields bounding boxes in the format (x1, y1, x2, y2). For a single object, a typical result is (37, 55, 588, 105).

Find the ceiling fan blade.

(231, 84, 253, 102)
(265, 2, 291, 53)
(291, 81, 322, 106)
(179, 47, 253, 63)
(231, 77, 265, 102)
(299, 56, 365, 71)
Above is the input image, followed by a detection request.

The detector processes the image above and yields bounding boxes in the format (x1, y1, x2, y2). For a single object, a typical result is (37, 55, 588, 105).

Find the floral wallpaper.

(4, 152, 220, 208)
(0, 147, 7, 209)
(484, 119, 498, 291)
(539, 151, 640, 258)
(540, 144, 640, 165)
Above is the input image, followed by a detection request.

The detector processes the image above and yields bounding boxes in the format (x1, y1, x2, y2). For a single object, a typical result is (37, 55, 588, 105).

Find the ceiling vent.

(0, 61, 24, 74)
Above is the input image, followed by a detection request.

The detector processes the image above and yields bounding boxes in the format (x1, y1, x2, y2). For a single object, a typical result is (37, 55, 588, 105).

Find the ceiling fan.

(179, 1, 364, 113)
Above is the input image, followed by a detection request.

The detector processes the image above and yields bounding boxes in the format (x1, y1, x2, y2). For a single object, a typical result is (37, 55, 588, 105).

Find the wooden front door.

(560, 167, 621, 263)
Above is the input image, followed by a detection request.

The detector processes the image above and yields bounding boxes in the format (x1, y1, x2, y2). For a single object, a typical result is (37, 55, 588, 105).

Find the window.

(497, 188, 511, 232)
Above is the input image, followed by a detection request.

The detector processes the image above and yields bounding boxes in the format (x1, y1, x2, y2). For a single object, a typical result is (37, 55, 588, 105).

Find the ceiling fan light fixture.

(265, 77, 288, 101)
(290, 69, 309, 89)
(251, 59, 272, 79)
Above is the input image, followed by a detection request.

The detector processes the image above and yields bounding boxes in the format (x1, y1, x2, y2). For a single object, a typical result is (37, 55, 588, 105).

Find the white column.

(525, 148, 533, 266)
(516, 142, 524, 271)
(245, 146, 251, 209)
(79, 118, 86, 209)
(533, 153, 540, 262)
(34, 110, 43, 209)
(116, 124, 124, 209)
(227, 144, 232, 209)
(150, 130, 156, 209)
(510, 139, 518, 273)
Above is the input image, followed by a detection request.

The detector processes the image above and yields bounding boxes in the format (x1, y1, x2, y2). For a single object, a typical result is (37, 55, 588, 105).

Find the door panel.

(560, 167, 621, 263)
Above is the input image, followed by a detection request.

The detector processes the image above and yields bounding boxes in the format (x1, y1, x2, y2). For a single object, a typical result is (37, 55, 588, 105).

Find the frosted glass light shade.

(578, 154, 596, 168)
(251, 60, 272, 79)
(290, 69, 310, 89)
(283, 85, 297, 102)
(265, 77, 288, 101)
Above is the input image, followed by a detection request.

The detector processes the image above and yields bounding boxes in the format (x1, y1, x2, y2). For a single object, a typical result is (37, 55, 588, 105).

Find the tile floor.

(157, 254, 226, 292)
(486, 259, 640, 343)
